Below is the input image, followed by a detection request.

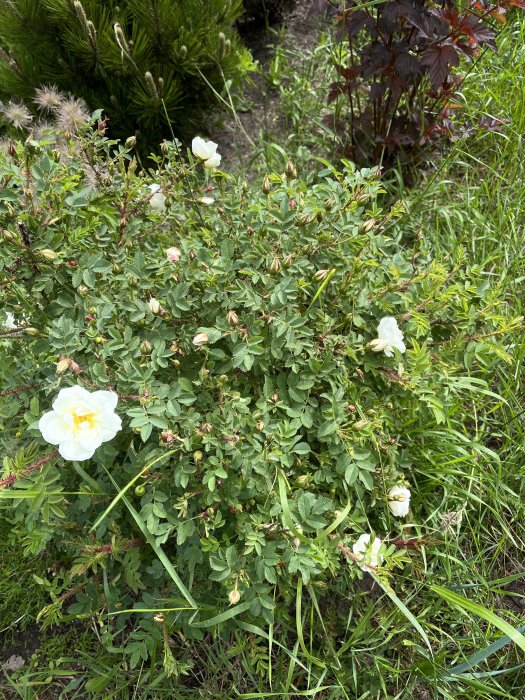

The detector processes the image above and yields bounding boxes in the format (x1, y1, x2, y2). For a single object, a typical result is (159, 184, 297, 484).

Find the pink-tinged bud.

(228, 588, 241, 605)
(70, 360, 81, 373)
(289, 199, 296, 209)
(148, 298, 161, 314)
(40, 248, 58, 261)
(193, 332, 209, 346)
(160, 430, 174, 445)
(368, 338, 390, 352)
(166, 246, 182, 262)
(227, 310, 239, 325)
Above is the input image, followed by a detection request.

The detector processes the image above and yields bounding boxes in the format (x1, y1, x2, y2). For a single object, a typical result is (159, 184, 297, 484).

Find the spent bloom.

(149, 184, 166, 213)
(369, 316, 406, 357)
(33, 85, 64, 113)
(56, 97, 90, 132)
(1, 100, 32, 130)
(191, 137, 221, 169)
(39, 386, 121, 461)
(166, 246, 182, 262)
(352, 533, 384, 572)
(387, 485, 411, 517)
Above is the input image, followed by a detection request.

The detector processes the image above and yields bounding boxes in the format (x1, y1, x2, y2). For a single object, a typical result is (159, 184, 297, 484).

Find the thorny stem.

(0, 450, 60, 490)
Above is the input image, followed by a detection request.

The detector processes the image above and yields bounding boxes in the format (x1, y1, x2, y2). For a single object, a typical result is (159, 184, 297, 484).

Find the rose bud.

(193, 332, 209, 346)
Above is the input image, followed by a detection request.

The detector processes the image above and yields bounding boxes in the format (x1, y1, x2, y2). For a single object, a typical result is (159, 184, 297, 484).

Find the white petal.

(52, 385, 91, 413)
(97, 412, 122, 441)
(392, 338, 406, 354)
(192, 136, 216, 160)
(383, 345, 394, 358)
(91, 390, 119, 412)
(204, 153, 221, 169)
(75, 429, 104, 451)
(39, 411, 71, 445)
(377, 316, 402, 341)
(148, 183, 161, 193)
(388, 486, 411, 517)
(58, 438, 95, 461)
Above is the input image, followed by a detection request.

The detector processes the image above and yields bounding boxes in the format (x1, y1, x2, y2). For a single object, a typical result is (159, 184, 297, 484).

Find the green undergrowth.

(1, 15, 525, 700)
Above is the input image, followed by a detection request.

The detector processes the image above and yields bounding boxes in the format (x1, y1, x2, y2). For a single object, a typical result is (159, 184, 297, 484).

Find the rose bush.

(0, 117, 520, 671)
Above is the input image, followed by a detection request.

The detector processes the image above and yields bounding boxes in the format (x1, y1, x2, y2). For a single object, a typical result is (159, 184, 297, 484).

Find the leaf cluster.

(328, 0, 523, 166)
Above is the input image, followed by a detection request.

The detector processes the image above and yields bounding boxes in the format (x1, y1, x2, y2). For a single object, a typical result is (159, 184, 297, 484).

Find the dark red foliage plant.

(327, 0, 524, 167)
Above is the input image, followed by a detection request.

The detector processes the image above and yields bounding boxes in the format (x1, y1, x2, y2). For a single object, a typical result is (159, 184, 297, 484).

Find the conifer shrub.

(0, 119, 520, 672)
(0, 0, 251, 154)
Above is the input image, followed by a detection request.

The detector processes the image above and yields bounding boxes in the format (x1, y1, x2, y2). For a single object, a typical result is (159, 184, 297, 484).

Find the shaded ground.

(213, 0, 336, 171)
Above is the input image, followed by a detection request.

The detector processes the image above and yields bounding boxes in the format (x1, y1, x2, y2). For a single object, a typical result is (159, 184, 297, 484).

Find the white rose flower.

(192, 137, 221, 169)
(148, 297, 161, 314)
(148, 184, 166, 213)
(387, 485, 411, 517)
(370, 316, 406, 357)
(38, 386, 121, 461)
(352, 533, 384, 572)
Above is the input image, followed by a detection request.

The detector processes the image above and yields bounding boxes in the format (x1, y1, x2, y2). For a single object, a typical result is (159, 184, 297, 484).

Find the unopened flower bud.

(40, 248, 58, 261)
(297, 213, 316, 226)
(256, 420, 264, 431)
(160, 430, 174, 445)
(283, 254, 293, 268)
(166, 246, 182, 262)
(193, 450, 203, 464)
(314, 269, 329, 281)
(25, 327, 39, 336)
(125, 135, 137, 149)
(295, 475, 310, 487)
(77, 284, 89, 296)
(262, 176, 271, 195)
(268, 257, 281, 274)
(227, 310, 239, 325)
(148, 298, 161, 314)
(285, 160, 295, 177)
(140, 340, 152, 354)
(56, 357, 71, 374)
(153, 613, 165, 623)
(368, 338, 390, 353)
(360, 218, 376, 233)
(193, 332, 209, 346)
(353, 419, 369, 431)
(179, 45, 187, 59)
(228, 588, 241, 605)
(94, 336, 105, 344)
